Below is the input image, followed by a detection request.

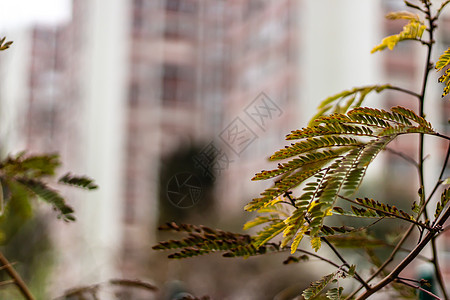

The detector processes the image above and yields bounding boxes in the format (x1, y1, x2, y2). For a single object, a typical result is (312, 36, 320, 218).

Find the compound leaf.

(371, 11, 426, 53)
(303, 273, 336, 300)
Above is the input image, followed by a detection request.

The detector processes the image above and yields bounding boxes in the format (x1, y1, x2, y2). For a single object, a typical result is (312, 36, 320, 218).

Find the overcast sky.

(0, 0, 71, 30)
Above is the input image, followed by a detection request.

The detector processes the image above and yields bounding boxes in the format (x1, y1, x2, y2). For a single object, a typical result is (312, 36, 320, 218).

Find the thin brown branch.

(430, 239, 447, 300)
(293, 248, 342, 270)
(356, 200, 450, 299)
(433, 132, 450, 141)
(0, 279, 15, 288)
(285, 192, 371, 291)
(417, 3, 448, 299)
(345, 118, 449, 300)
(385, 85, 421, 99)
(426, 142, 450, 221)
(319, 235, 371, 291)
(395, 278, 441, 300)
(0, 251, 35, 300)
(384, 147, 418, 167)
(345, 223, 415, 300)
(436, 0, 450, 20)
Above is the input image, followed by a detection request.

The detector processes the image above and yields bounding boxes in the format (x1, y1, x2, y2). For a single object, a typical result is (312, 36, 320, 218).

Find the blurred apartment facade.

(1, 0, 450, 297)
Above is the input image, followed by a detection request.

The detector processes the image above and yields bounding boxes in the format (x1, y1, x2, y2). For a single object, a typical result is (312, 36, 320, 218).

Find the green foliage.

(246, 106, 434, 252)
(326, 286, 343, 300)
(310, 85, 390, 124)
(152, 222, 277, 259)
(17, 179, 75, 221)
(436, 47, 450, 72)
(303, 273, 336, 300)
(434, 188, 449, 220)
(325, 232, 385, 248)
(0, 153, 60, 179)
(371, 11, 426, 53)
(58, 173, 98, 190)
(302, 268, 353, 300)
(0, 34, 98, 300)
(0, 153, 97, 222)
(0, 37, 12, 51)
(351, 197, 417, 222)
(154, 2, 450, 300)
(436, 47, 450, 97)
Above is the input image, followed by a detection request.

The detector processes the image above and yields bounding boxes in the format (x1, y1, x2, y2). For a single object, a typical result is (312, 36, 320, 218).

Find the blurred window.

(129, 84, 139, 106)
(162, 64, 195, 104)
(244, 0, 265, 18)
(165, 0, 197, 14)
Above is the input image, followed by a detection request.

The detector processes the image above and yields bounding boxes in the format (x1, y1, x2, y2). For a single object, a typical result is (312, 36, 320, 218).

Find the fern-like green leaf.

(303, 273, 336, 300)
(280, 200, 309, 252)
(287, 123, 377, 142)
(325, 233, 385, 248)
(309, 85, 390, 124)
(58, 173, 98, 190)
(243, 216, 279, 230)
(16, 178, 75, 222)
(153, 222, 270, 259)
(252, 149, 348, 181)
(245, 167, 324, 211)
(371, 11, 426, 53)
(247, 106, 435, 251)
(269, 136, 361, 161)
(434, 188, 449, 220)
(157, 222, 204, 233)
(0, 153, 61, 179)
(167, 248, 211, 259)
(254, 220, 286, 248)
(326, 287, 343, 300)
(391, 106, 433, 129)
(355, 197, 416, 221)
(436, 47, 450, 71)
(0, 37, 12, 51)
(310, 236, 322, 252)
(438, 69, 450, 97)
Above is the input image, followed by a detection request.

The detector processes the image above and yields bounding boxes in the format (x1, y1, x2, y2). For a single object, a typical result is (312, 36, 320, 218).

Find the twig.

(356, 201, 450, 299)
(436, 0, 450, 20)
(293, 248, 341, 269)
(384, 147, 418, 167)
(385, 85, 421, 99)
(429, 142, 450, 226)
(345, 223, 415, 299)
(0, 251, 35, 300)
(0, 279, 15, 288)
(348, 142, 450, 299)
(284, 192, 371, 290)
(395, 278, 441, 300)
(433, 132, 450, 141)
(54, 278, 158, 300)
(416, 3, 448, 299)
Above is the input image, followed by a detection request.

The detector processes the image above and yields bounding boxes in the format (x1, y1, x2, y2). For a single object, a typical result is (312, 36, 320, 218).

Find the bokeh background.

(0, 0, 449, 299)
